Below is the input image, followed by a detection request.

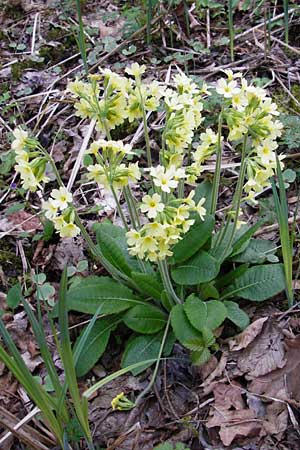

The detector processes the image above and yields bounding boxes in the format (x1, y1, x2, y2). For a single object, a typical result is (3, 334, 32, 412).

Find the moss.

(11, 59, 44, 81)
(0, 240, 33, 287)
(272, 84, 300, 114)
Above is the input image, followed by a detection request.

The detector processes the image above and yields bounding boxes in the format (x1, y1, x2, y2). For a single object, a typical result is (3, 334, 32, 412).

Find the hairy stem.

(210, 108, 223, 216)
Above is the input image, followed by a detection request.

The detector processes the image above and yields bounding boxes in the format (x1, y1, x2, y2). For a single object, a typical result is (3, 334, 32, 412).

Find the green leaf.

(74, 318, 116, 377)
(200, 282, 219, 300)
(183, 295, 226, 333)
(190, 348, 211, 365)
(123, 304, 166, 334)
(224, 301, 249, 329)
(94, 221, 142, 272)
(170, 304, 204, 347)
(183, 295, 207, 331)
(205, 300, 227, 330)
(172, 215, 215, 263)
(7, 283, 23, 309)
(5, 202, 25, 216)
(231, 239, 277, 264)
(215, 264, 249, 290)
(121, 333, 162, 375)
(171, 251, 219, 285)
(223, 264, 285, 301)
(96, 225, 132, 277)
(65, 276, 145, 314)
(131, 272, 163, 300)
(230, 219, 266, 257)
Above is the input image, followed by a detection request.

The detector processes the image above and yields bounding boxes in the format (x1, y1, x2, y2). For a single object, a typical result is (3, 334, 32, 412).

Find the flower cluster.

(86, 139, 140, 190)
(214, 69, 284, 202)
(12, 129, 49, 192)
(11, 64, 285, 250)
(42, 187, 80, 238)
(126, 170, 206, 262)
(162, 73, 208, 165)
(68, 64, 164, 133)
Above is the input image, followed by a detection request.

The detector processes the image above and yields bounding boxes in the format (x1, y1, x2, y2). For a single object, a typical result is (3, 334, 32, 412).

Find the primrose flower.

(59, 223, 80, 238)
(200, 129, 218, 146)
(111, 392, 135, 411)
(216, 78, 240, 98)
(223, 69, 242, 80)
(140, 193, 164, 219)
(87, 164, 106, 185)
(256, 139, 278, 165)
(50, 187, 73, 210)
(125, 62, 146, 78)
(194, 198, 206, 221)
(231, 92, 248, 111)
(42, 199, 58, 220)
(150, 166, 178, 193)
(12, 128, 29, 153)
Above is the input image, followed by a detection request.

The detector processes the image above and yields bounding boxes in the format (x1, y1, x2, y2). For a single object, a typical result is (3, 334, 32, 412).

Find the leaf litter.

(201, 316, 300, 446)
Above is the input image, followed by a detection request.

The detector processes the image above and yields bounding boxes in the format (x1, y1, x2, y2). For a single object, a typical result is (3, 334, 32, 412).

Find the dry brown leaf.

(206, 382, 264, 446)
(229, 317, 268, 351)
(0, 211, 42, 235)
(201, 354, 228, 395)
(235, 320, 286, 379)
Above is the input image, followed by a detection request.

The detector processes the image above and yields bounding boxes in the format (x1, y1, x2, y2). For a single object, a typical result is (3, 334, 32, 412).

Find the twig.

(234, 7, 300, 40)
(0, 406, 40, 446)
(67, 119, 96, 191)
(272, 70, 300, 109)
(31, 13, 39, 55)
(254, 215, 300, 236)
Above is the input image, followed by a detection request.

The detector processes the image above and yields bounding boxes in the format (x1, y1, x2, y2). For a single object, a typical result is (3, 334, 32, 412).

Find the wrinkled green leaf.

(231, 239, 277, 264)
(223, 264, 285, 301)
(172, 215, 214, 263)
(121, 333, 162, 375)
(66, 276, 145, 314)
(131, 272, 163, 300)
(171, 251, 219, 285)
(74, 318, 117, 377)
(224, 300, 249, 329)
(123, 304, 166, 334)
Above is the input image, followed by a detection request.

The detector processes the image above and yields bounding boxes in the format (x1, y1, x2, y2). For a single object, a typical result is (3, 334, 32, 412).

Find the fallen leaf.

(206, 382, 264, 446)
(229, 317, 268, 352)
(0, 211, 42, 235)
(235, 320, 286, 379)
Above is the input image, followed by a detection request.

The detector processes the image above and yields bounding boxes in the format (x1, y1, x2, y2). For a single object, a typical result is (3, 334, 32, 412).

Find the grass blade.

(75, 0, 88, 74)
(58, 268, 92, 442)
(271, 155, 293, 307)
(228, 0, 234, 62)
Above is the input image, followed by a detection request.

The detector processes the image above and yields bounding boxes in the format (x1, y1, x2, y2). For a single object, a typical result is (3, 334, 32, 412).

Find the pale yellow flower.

(59, 223, 80, 238)
(140, 193, 164, 219)
(50, 187, 73, 210)
(12, 128, 29, 153)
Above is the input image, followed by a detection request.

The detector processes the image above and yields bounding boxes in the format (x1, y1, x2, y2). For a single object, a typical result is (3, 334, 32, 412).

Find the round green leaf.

(183, 294, 207, 331)
(206, 300, 227, 330)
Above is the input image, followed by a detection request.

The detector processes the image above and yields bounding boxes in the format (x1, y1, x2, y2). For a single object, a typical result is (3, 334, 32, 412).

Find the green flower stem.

(123, 185, 141, 229)
(135, 315, 171, 406)
(178, 179, 184, 199)
(221, 133, 248, 259)
(137, 84, 152, 168)
(110, 184, 129, 231)
(158, 260, 182, 304)
(210, 108, 223, 216)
